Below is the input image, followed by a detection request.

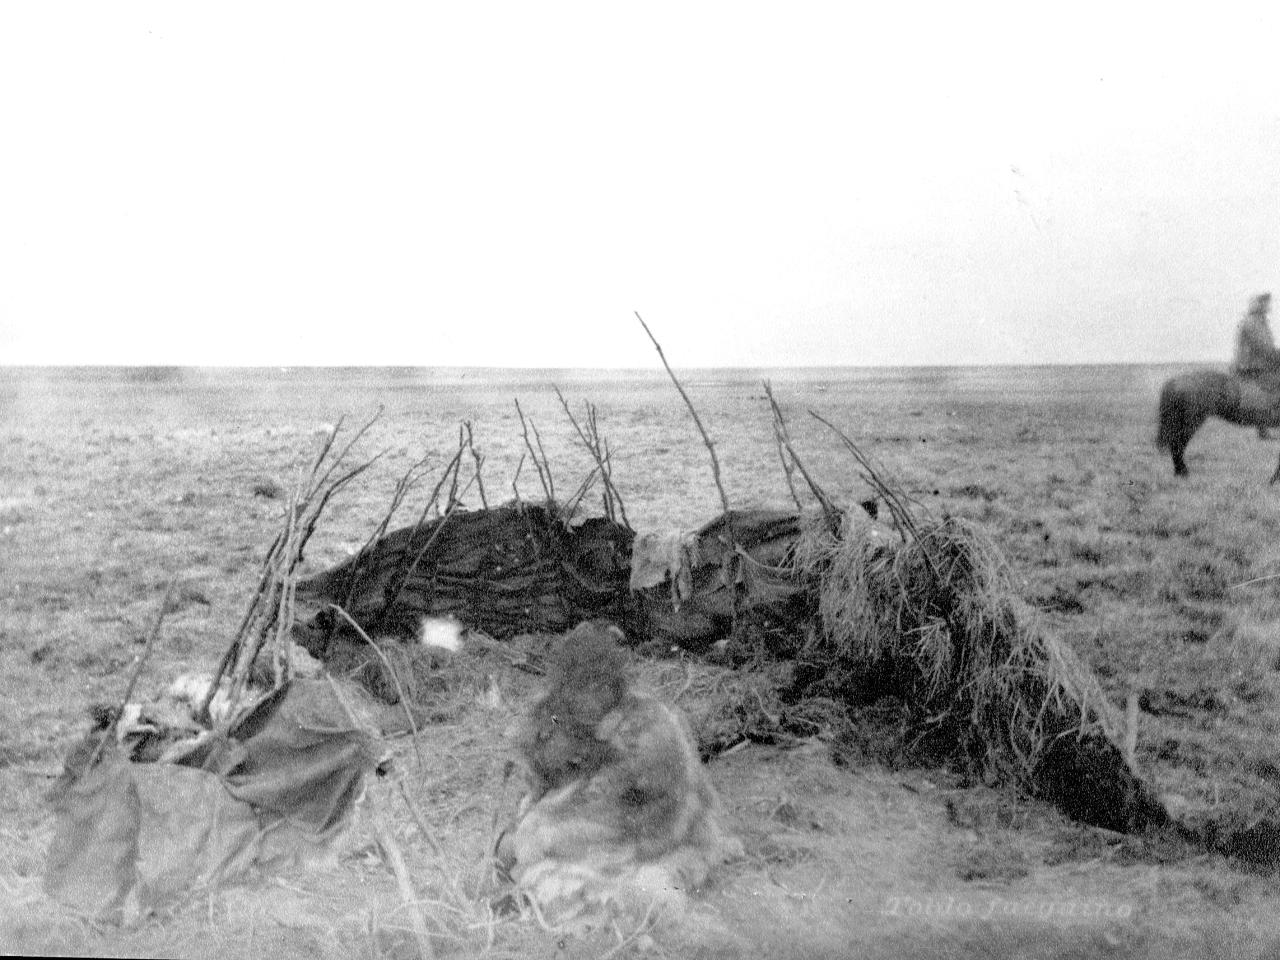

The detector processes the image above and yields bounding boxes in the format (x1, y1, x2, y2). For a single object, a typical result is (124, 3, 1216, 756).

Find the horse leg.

(1260, 427, 1271, 440)
(1170, 410, 1209, 478)
(1158, 383, 1202, 477)
(1169, 415, 1205, 478)
(1272, 453, 1280, 486)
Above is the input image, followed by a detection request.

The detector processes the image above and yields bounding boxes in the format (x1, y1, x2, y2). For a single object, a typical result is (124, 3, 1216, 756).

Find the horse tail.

(1156, 379, 1184, 451)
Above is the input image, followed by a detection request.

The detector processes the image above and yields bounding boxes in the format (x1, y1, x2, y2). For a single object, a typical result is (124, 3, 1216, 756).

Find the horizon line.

(0, 359, 1227, 373)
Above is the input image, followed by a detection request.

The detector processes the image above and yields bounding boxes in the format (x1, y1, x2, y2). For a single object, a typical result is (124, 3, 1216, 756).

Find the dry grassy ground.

(4, 364, 1280, 958)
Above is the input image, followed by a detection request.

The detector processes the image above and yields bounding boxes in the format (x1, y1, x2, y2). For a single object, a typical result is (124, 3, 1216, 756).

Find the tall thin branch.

(763, 381, 839, 524)
(514, 399, 553, 503)
(635, 311, 742, 629)
(326, 605, 424, 774)
(338, 451, 435, 617)
(553, 385, 629, 529)
(311, 407, 382, 493)
(808, 411, 919, 537)
(528, 416, 554, 503)
(564, 464, 601, 518)
(446, 425, 465, 511)
(635, 312, 731, 517)
(770, 420, 802, 511)
(360, 452, 434, 557)
(88, 577, 179, 769)
(385, 474, 477, 618)
(808, 409, 941, 583)
(510, 452, 526, 502)
(464, 421, 488, 510)
(412, 442, 465, 532)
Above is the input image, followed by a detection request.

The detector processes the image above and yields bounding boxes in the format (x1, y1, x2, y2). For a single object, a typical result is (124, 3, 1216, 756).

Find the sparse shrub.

(949, 483, 1000, 503)
(251, 478, 285, 499)
(1034, 586, 1087, 615)
(123, 366, 184, 383)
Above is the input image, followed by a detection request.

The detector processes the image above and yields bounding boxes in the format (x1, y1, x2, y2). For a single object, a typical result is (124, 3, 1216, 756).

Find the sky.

(2, 3, 1279, 368)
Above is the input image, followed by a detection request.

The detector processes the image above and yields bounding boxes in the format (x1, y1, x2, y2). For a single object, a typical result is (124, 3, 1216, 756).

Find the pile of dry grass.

(790, 507, 1166, 831)
(797, 511, 1099, 772)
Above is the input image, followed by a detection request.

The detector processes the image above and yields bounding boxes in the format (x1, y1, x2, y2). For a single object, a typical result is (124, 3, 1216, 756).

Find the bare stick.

(325, 676, 473, 926)
(326, 675, 463, 918)
(463, 421, 488, 510)
(327, 604, 424, 777)
(89, 577, 179, 769)
(204, 597, 261, 723)
(396, 779, 445, 858)
(763, 382, 839, 523)
(446, 425, 465, 511)
(339, 451, 436, 618)
(553, 385, 630, 529)
(412, 444, 465, 531)
(635, 312, 730, 517)
(587, 405, 613, 520)
(230, 476, 309, 706)
(367, 791, 437, 956)
(528, 417, 554, 503)
(808, 410, 942, 584)
(772, 418, 803, 511)
(563, 464, 601, 518)
(365, 453, 434, 554)
(1230, 573, 1280, 589)
(311, 408, 383, 498)
(808, 410, 923, 540)
(514, 399, 553, 503)
(385, 474, 477, 617)
(592, 408, 622, 524)
(510, 452, 526, 502)
(763, 382, 803, 511)
(636, 311, 742, 628)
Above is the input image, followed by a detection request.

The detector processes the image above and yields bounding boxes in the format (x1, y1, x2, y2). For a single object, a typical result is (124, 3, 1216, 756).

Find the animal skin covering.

(44, 679, 380, 920)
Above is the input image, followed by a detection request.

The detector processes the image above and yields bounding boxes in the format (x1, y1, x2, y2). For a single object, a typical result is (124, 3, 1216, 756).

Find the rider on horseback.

(1158, 293, 1280, 478)
(1233, 292, 1279, 379)
(1232, 293, 1280, 438)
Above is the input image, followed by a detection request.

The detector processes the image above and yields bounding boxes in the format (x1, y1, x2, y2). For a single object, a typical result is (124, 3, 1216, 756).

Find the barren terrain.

(4, 363, 1280, 959)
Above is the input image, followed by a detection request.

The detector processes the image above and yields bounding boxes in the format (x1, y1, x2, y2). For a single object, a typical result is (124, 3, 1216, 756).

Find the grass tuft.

(792, 508, 1132, 801)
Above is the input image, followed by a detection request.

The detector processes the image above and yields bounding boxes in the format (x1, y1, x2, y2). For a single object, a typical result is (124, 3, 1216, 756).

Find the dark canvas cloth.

(44, 758, 144, 919)
(44, 679, 379, 917)
(189, 679, 381, 833)
(44, 759, 262, 918)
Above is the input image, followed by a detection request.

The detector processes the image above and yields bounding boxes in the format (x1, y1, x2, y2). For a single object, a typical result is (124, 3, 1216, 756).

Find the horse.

(1156, 368, 1280, 482)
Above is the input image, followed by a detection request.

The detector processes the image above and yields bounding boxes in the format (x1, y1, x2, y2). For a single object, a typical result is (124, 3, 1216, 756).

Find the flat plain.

(4, 363, 1280, 959)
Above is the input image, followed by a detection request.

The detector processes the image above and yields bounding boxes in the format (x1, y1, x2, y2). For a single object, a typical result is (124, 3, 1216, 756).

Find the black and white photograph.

(3, 3, 1280, 958)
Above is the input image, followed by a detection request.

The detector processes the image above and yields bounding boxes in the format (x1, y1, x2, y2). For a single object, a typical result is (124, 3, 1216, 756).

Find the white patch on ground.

(418, 616, 464, 652)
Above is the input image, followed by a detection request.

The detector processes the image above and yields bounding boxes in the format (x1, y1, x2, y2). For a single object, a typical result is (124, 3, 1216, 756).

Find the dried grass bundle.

(795, 509, 1121, 790)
